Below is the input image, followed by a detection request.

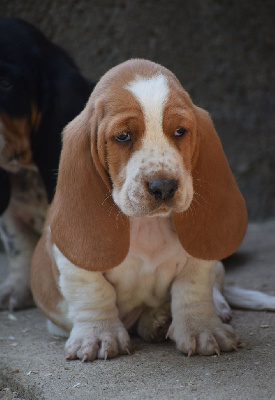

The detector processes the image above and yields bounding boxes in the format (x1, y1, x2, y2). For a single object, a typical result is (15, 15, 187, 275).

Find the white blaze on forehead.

(125, 74, 170, 146)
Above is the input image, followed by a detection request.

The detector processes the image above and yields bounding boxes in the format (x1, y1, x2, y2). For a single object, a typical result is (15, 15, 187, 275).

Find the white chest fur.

(105, 216, 188, 320)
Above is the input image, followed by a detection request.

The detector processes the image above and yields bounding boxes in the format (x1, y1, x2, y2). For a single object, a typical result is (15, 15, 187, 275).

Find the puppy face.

(96, 67, 197, 218)
(0, 64, 39, 171)
(0, 18, 45, 172)
(51, 59, 247, 269)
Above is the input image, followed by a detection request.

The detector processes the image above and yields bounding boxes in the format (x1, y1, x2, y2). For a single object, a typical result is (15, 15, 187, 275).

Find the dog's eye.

(115, 131, 132, 143)
(174, 127, 187, 137)
(0, 77, 13, 90)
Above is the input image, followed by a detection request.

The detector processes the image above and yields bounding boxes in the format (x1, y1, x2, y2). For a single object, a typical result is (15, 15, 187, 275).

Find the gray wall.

(1, 0, 274, 220)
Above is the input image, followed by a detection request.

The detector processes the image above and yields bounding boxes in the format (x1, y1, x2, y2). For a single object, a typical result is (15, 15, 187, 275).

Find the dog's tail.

(223, 285, 275, 311)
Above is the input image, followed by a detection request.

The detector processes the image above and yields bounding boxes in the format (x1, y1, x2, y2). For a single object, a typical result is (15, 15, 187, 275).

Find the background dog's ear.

(173, 107, 247, 260)
(50, 105, 130, 271)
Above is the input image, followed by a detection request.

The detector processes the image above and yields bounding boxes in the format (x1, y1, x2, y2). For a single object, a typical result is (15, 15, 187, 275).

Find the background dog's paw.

(137, 303, 171, 342)
(0, 277, 34, 310)
(168, 315, 240, 356)
(65, 320, 131, 362)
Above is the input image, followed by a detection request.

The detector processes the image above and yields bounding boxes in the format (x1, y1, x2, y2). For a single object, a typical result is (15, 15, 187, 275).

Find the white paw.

(168, 313, 240, 356)
(0, 275, 34, 310)
(137, 303, 171, 343)
(213, 287, 232, 323)
(65, 320, 131, 361)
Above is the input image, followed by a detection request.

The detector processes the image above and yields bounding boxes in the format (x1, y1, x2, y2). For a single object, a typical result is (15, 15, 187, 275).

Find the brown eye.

(174, 127, 187, 137)
(115, 131, 132, 143)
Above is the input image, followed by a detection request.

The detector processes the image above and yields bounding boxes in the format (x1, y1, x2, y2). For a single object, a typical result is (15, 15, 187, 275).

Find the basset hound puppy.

(0, 18, 94, 310)
(31, 58, 249, 360)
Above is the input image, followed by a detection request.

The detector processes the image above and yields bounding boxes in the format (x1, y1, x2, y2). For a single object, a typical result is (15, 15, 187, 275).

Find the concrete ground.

(0, 220, 275, 400)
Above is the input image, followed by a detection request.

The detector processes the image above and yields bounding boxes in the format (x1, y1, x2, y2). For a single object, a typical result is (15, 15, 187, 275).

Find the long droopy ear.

(173, 107, 247, 261)
(50, 105, 130, 271)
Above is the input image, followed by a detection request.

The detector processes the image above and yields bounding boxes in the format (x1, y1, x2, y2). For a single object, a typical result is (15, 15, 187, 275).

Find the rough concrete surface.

(1, 0, 275, 220)
(0, 220, 275, 400)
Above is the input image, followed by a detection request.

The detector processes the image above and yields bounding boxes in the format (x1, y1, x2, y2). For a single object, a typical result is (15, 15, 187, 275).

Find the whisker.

(115, 210, 123, 228)
(188, 202, 195, 223)
(193, 179, 212, 192)
(108, 203, 116, 217)
(51, 169, 59, 178)
(192, 184, 212, 195)
(102, 190, 113, 206)
(193, 176, 216, 191)
(194, 191, 209, 207)
(192, 196, 207, 212)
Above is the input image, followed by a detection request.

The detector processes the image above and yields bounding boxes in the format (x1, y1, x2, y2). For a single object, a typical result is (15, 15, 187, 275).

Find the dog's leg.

(138, 262, 233, 342)
(169, 258, 240, 356)
(0, 206, 38, 310)
(54, 245, 130, 361)
(0, 170, 46, 310)
(138, 261, 232, 342)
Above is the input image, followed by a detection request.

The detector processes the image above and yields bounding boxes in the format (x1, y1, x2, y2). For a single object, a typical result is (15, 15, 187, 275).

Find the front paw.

(169, 314, 240, 356)
(65, 320, 131, 362)
(0, 276, 34, 310)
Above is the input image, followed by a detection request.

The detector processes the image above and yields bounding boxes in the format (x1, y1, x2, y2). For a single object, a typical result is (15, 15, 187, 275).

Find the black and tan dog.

(0, 18, 94, 309)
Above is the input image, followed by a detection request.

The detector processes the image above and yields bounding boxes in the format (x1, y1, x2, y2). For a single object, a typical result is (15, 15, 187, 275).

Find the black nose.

(147, 179, 178, 200)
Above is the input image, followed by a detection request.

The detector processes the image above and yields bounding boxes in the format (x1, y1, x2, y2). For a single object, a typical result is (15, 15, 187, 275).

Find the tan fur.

(173, 106, 247, 260)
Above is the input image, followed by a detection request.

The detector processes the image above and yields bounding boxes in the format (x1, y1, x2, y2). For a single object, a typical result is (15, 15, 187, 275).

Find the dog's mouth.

(0, 120, 34, 171)
(0, 150, 35, 172)
(147, 206, 172, 218)
(142, 197, 191, 218)
(118, 193, 189, 218)
(113, 172, 194, 218)
(1, 160, 21, 172)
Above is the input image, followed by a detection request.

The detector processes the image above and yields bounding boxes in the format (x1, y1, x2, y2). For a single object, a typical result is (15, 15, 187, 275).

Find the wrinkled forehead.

(94, 60, 193, 115)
